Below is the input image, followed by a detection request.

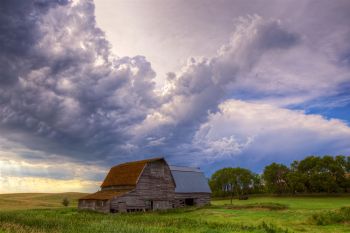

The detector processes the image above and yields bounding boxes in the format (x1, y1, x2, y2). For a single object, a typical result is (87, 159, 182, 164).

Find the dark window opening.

(127, 208, 144, 212)
(185, 198, 194, 206)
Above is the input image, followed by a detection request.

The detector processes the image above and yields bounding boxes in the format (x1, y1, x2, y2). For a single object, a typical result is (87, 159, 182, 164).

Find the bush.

(238, 195, 249, 200)
(62, 197, 70, 207)
(310, 207, 350, 225)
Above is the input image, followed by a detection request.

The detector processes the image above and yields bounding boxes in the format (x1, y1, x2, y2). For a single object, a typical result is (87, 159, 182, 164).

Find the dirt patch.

(224, 202, 289, 211)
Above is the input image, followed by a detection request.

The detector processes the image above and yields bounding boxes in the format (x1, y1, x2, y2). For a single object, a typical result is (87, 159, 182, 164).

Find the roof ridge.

(169, 165, 202, 172)
(112, 157, 164, 168)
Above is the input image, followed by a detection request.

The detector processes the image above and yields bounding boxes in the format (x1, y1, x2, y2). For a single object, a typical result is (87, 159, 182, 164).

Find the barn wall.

(110, 160, 176, 212)
(110, 193, 146, 212)
(174, 193, 211, 208)
(78, 200, 110, 213)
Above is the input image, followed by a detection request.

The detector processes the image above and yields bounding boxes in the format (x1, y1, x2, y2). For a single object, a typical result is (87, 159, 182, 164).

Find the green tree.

(263, 163, 290, 194)
(209, 168, 234, 197)
(287, 160, 306, 194)
(209, 167, 256, 203)
(346, 156, 350, 192)
(231, 168, 255, 196)
(294, 155, 348, 193)
(296, 156, 323, 192)
(252, 174, 264, 194)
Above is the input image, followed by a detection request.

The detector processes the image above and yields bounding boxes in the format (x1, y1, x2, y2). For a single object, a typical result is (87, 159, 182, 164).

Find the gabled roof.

(170, 166, 211, 193)
(101, 157, 164, 188)
(79, 190, 131, 200)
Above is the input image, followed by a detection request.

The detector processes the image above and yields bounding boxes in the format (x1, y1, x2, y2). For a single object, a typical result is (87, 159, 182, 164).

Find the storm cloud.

(0, 0, 349, 190)
(0, 0, 159, 161)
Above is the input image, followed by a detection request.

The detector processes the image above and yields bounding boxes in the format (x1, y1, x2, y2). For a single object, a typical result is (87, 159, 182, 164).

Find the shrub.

(62, 197, 70, 207)
(310, 207, 350, 225)
(238, 195, 249, 200)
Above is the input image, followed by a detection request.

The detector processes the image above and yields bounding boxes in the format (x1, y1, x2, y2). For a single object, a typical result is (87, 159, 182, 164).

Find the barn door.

(118, 202, 127, 213)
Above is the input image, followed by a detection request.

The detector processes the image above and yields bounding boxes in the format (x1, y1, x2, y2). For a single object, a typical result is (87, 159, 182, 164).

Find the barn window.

(185, 198, 194, 206)
(87, 201, 94, 207)
(96, 200, 105, 207)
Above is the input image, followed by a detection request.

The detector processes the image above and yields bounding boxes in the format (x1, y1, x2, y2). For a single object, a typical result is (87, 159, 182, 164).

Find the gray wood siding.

(110, 160, 176, 211)
(78, 200, 110, 213)
(174, 193, 211, 208)
(135, 160, 175, 201)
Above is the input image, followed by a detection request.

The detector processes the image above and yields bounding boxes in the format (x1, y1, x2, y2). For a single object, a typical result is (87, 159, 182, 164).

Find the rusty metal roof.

(79, 190, 131, 200)
(100, 157, 164, 188)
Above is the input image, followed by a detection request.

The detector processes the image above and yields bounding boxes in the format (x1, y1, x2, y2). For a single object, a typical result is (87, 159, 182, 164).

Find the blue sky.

(0, 0, 349, 193)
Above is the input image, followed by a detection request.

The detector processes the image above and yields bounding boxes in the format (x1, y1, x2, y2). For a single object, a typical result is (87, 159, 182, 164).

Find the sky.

(0, 0, 349, 193)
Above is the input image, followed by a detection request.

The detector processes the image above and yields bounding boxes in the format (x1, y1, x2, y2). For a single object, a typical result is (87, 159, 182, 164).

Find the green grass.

(211, 196, 350, 232)
(0, 194, 349, 233)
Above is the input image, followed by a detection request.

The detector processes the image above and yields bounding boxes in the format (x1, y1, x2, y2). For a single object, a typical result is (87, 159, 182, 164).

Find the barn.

(78, 157, 211, 213)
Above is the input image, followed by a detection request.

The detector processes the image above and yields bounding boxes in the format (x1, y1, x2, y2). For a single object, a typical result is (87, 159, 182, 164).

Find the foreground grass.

(211, 197, 350, 232)
(0, 194, 349, 233)
(310, 207, 350, 226)
(0, 208, 292, 233)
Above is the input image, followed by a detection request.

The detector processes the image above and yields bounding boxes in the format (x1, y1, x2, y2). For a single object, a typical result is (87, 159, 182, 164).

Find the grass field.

(0, 193, 85, 211)
(0, 193, 349, 233)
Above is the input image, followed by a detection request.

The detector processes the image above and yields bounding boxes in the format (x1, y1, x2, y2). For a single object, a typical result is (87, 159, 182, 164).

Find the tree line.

(209, 155, 350, 199)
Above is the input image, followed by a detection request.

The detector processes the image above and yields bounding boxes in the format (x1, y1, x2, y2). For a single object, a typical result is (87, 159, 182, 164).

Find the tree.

(209, 168, 234, 198)
(287, 160, 306, 194)
(346, 156, 350, 192)
(62, 197, 70, 207)
(252, 174, 264, 194)
(210, 155, 350, 196)
(291, 155, 349, 193)
(291, 156, 320, 192)
(209, 167, 256, 203)
(263, 163, 290, 194)
(231, 168, 255, 196)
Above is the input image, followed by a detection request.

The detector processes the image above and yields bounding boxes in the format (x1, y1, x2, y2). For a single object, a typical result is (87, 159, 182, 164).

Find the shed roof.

(170, 166, 211, 193)
(79, 189, 130, 200)
(169, 166, 201, 172)
(101, 157, 164, 188)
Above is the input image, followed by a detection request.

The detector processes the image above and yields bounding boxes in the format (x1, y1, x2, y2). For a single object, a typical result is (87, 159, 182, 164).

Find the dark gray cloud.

(0, 0, 68, 85)
(0, 0, 158, 161)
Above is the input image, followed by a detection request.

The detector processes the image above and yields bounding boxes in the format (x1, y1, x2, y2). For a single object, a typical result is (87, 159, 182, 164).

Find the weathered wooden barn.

(78, 158, 211, 213)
